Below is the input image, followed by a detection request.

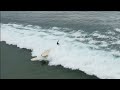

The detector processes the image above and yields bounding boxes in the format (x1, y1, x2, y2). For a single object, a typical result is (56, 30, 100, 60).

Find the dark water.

(1, 11, 120, 31)
(1, 41, 98, 79)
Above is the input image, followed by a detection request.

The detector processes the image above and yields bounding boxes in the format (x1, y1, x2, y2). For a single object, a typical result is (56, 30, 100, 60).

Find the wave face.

(1, 23, 120, 79)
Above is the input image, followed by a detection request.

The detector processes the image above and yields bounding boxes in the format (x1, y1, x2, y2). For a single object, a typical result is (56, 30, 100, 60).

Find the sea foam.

(1, 23, 120, 79)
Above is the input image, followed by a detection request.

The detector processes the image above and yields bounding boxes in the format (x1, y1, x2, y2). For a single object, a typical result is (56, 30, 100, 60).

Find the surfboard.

(41, 49, 51, 57)
(31, 48, 52, 61)
(31, 56, 38, 61)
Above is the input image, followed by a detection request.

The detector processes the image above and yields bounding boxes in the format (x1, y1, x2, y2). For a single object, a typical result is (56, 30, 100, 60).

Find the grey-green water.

(1, 41, 98, 79)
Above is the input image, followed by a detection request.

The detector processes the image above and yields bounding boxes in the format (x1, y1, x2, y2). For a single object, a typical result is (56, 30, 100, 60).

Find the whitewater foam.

(115, 28, 120, 32)
(1, 23, 120, 79)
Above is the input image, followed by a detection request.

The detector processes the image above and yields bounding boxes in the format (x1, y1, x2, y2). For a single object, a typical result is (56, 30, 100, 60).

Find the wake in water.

(1, 23, 120, 79)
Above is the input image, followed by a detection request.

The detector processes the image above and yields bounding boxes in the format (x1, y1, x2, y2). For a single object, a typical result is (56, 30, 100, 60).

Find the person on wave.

(57, 40, 60, 45)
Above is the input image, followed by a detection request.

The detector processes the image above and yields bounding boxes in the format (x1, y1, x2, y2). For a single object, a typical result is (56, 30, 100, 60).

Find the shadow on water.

(41, 60, 49, 65)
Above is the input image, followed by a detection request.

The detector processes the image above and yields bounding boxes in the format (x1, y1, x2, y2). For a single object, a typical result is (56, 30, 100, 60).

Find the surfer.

(57, 40, 59, 45)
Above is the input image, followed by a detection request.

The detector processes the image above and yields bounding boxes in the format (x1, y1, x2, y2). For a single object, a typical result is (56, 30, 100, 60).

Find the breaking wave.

(1, 23, 120, 79)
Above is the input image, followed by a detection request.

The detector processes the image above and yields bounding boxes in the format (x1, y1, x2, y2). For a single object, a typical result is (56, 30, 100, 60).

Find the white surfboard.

(31, 49, 52, 61)
(41, 49, 51, 57)
(31, 57, 39, 61)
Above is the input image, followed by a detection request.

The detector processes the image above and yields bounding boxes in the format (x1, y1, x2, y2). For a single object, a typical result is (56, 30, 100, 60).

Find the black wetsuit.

(57, 41, 59, 45)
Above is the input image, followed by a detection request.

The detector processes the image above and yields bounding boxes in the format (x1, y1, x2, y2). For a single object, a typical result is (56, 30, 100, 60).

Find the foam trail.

(115, 28, 120, 32)
(1, 23, 120, 79)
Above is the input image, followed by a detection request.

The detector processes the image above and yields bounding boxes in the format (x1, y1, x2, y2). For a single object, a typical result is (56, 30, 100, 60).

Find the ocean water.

(1, 11, 120, 79)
